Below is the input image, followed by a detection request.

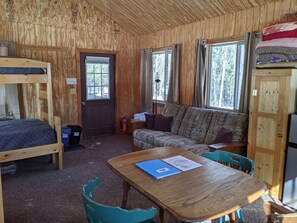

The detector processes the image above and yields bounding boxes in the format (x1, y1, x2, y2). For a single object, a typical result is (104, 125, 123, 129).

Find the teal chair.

(200, 150, 254, 222)
(82, 177, 157, 223)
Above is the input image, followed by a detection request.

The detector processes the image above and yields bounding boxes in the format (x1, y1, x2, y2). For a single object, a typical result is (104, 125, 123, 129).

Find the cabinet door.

(248, 75, 287, 198)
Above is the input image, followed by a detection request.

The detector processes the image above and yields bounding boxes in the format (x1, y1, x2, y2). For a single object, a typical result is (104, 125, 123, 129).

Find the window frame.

(152, 48, 172, 103)
(205, 40, 245, 111)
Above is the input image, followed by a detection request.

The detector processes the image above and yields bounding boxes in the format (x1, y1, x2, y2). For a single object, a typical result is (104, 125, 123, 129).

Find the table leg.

(122, 181, 130, 208)
(228, 212, 236, 223)
(159, 208, 170, 223)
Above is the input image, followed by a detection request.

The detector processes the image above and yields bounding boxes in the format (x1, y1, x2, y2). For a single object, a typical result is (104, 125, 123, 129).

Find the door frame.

(76, 48, 119, 137)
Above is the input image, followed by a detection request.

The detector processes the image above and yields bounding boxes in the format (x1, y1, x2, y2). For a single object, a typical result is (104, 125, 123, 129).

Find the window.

(152, 50, 172, 102)
(207, 41, 245, 110)
(85, 56, 110, 100)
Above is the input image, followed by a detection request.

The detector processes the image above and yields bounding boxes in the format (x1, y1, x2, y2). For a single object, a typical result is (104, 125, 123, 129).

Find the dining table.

(107, 146, 266, 223)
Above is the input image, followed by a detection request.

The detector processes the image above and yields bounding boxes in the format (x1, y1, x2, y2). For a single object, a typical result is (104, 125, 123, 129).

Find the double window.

(207, 41, 245, 110)
(152, 50, 172, 102)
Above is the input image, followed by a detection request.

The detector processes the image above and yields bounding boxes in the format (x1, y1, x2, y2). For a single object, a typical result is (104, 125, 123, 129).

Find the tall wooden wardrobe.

(248, 68, 297, 199)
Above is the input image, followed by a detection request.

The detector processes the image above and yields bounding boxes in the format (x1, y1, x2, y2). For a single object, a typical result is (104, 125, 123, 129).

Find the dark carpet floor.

(2, 135, 270, 223)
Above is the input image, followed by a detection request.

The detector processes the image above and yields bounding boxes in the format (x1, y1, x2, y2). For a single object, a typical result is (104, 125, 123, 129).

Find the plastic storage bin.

(67, 125, 82, 145)
(62, 126, 72, 147)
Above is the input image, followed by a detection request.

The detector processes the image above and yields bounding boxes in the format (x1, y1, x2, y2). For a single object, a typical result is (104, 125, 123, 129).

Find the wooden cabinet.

(248, 69, 297, 199)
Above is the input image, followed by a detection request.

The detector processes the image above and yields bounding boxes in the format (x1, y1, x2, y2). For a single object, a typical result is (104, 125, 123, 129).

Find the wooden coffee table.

(107, 147, 266, 222)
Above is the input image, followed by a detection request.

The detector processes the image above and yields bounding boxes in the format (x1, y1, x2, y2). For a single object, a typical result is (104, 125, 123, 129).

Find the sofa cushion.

(133, 138, 155, 150)
(204, 110, 248, 144)
(182, 144, 210, 155)
(189, 109, 213, 143)
(177, 107, 200, 138)
(178, 108, 213, 144)
(204, 110, 229, 144)
(145, 113, 155, 129)
(213, 127, 233, 143)
(153, 115, 173, 132)
(162, 103, 186, 135)
(133, 129, 172, 145)
(154, 135, 197, 148)
(222, 112, 248, 143)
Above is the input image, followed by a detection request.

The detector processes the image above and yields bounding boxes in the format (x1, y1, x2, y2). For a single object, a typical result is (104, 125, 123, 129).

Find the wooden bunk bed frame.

(0, 57, 64, 222)
(0, 58, 63, 171)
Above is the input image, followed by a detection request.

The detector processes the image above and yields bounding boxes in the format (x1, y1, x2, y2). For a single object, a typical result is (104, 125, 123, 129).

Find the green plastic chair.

(200, 150, 255, 222)
(201, 150, 254, 176)
(82, 177, 157, 223)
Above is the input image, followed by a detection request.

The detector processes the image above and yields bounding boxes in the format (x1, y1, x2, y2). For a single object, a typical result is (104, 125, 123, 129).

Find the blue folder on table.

(135, 159, 181, 179)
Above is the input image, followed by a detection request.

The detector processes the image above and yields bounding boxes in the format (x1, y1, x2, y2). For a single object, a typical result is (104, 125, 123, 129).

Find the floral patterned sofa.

(133, 103, 248, 155)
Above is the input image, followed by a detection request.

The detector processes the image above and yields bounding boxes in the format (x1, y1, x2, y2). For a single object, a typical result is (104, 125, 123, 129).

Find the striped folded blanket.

(258, 54, 297, 63)
(256, 46, 297, 55)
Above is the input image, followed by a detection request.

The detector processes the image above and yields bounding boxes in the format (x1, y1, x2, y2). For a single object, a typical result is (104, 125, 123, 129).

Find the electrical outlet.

(70, 88, 76, 94)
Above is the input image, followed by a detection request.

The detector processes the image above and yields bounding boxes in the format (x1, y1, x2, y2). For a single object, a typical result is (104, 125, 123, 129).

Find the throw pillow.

(153, 114, 173, 132)
(145, 113, 155, 129)
(213, 127, 233, 144)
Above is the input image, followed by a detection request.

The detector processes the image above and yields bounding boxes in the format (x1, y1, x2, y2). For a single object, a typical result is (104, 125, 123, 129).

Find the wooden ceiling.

(86, 0, 279, 36)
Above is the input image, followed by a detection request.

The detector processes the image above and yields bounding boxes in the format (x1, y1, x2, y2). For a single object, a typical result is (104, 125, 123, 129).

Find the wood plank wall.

(139, 0, 297, 106)
(0, 0, 140, 130)
(0, 0, 296, 131)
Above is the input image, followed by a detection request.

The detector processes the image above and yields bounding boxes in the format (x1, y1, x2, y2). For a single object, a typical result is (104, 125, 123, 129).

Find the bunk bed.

(0, 57, 63, 171)
(0, 57, 64, 221)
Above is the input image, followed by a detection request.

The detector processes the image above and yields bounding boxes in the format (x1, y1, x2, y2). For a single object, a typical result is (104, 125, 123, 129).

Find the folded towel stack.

(256, 13, 297, 64)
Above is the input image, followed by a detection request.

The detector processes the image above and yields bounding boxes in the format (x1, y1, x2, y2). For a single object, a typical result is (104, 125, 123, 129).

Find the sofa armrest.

(208, 143, 247, 156)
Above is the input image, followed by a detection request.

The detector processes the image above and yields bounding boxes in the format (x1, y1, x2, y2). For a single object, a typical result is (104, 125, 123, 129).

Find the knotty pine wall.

(0, 0, 296, 131)
(139, 0, 297, 106)
(0, 0, 140, 130)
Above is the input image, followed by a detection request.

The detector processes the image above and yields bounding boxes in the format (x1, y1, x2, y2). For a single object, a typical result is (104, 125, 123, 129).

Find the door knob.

(81, 101, 86, 106)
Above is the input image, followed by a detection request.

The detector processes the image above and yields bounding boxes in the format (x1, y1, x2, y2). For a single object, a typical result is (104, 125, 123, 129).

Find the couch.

(133, 103, 248, 155)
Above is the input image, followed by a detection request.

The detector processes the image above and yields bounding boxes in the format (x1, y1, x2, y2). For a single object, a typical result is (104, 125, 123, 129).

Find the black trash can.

(67, 125, 82, 146)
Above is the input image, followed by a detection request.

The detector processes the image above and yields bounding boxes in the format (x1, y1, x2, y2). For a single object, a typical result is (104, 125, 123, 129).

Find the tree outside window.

(152, 51, 172, 102)
(207, 41, 245, 110)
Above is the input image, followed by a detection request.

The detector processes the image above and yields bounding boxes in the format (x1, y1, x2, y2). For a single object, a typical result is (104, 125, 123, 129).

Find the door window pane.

(85, 56, 110, 100)
(102, 64, 109, 73)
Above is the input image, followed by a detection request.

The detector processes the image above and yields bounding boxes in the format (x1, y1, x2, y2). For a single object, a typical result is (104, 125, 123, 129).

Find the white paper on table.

(162, 155, 202, 171)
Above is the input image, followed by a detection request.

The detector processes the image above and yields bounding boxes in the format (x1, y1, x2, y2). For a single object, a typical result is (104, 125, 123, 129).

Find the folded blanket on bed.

(256, 38, 297, 49)
(0, 119, 56, 152)
(255, 46, 297, 55)
(262, 29, 297, 41)
(262, 21, 297, 36)
(0, 68, 46, 74)
(258, 54, 297, 63)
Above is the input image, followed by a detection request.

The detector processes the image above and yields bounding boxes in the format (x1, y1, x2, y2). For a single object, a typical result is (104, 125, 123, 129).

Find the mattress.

(0, 67, 46, 74)
(0, 119, 56, 152)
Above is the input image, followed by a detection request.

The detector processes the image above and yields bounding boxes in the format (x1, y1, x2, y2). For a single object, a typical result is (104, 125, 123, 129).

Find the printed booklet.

(135, 159, 181, 179)
(162, 155, 202, 171)
(135, 156, 202, 179)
